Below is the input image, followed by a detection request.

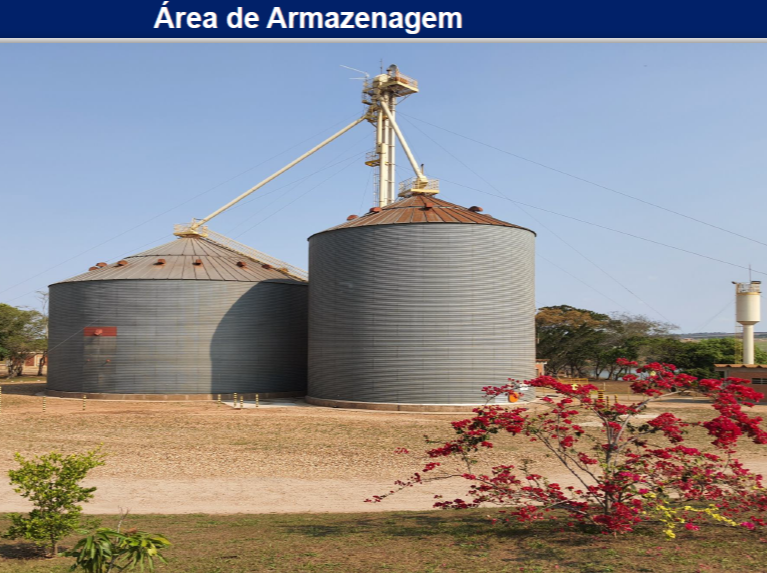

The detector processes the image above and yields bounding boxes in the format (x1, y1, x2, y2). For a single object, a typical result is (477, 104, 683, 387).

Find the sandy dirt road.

(1, 380, 765, 515)
(0, 477, 476, 514)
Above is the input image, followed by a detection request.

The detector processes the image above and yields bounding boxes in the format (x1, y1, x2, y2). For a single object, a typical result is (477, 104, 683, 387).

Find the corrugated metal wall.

(308, 224, 536, 404)
(48, 280, 307, 394)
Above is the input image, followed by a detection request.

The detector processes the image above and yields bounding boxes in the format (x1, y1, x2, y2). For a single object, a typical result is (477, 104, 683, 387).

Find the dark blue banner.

(2, 0, 767, 38)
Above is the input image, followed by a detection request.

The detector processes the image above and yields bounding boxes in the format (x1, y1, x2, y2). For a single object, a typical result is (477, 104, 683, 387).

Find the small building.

(0, 353, 47, 377)
(714, 364, 767, 386)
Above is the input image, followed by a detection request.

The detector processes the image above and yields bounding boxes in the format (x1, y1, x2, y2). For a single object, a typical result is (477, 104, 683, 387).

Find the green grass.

(2, 512, 766, 573)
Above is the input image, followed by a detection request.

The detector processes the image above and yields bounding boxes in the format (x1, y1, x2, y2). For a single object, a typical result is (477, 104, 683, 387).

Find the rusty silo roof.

(312, 195, 536, 237)
(53, 236, 304, 285)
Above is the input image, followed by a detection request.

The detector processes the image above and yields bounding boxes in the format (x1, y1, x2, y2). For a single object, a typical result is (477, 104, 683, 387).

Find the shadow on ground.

(0, 542, 45, 560)
(280, 511, 600, 543)
(0, 379, 46, 396)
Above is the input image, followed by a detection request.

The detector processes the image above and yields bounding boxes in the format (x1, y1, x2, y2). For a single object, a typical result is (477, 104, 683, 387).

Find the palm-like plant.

(65, 515, 170, 573)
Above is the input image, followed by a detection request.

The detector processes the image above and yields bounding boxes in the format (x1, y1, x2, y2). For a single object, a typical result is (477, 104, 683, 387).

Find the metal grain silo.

(306, 195, 536, 410)
(47, 235, 307, 399)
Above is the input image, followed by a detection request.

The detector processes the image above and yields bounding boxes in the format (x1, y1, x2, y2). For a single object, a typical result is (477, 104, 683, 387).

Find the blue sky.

(1, 43, 765, 332)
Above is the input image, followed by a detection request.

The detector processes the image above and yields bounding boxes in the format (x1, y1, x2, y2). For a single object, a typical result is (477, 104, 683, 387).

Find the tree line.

(0, 295, 47, 378)
(536, 305, 767, 380)
(2, 298, 762, 381)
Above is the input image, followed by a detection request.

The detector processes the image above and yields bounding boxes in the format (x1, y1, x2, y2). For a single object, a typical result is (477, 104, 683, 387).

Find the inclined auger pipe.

(190, 116, 366, 231)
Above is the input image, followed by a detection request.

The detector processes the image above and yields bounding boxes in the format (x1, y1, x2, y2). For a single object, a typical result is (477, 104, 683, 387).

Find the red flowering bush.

(369, 360, 767, 536)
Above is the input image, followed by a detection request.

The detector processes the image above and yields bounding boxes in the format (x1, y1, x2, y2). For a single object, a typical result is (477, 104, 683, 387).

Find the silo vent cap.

(96, 262, 108, 268)
(88, 266, 99, 271)
(262, 263, 272, 270)
(423, 202, 434, 210)
(236, 261, 247, 268)
(156, 258, 166, 265)
(369, 207, 382, 213)
(193, 259, 203, 266)
(116, 260, 128, 267)
(347, 214, 358, 221)
(468, 206, 483, 212)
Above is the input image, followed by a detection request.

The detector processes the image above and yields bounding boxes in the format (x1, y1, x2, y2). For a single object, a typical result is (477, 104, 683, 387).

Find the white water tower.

(735, 281, 761, 364)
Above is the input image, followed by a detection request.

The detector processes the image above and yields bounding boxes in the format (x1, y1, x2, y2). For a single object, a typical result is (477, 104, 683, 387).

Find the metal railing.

(398, 177, 439, 194)
(364, 149, 380, 166)
(737, 283, 761, 294)
(174, 223, 209, 236)
(393, 73, 418, 91)
(203, 230, 308, 282)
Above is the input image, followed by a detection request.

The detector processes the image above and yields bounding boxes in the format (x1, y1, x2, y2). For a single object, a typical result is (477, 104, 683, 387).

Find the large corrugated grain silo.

(47, 235, 307, 399)
(306, 195, 536, 410)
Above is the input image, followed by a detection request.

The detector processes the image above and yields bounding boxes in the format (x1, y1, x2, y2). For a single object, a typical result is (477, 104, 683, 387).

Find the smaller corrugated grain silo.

(306, 195, 536, 410)
(47, 235, 307, 399)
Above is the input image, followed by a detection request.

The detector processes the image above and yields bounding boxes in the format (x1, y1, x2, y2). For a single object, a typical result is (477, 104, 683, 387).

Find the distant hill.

(678, 332, 767, 340)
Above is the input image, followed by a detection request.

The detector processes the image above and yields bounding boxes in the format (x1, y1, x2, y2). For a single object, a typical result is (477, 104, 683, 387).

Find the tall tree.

(536, 305, 609, 377)
(591, 312, 677, 379)
(0, 304, 47, 378)
(35, 291, 49, 377)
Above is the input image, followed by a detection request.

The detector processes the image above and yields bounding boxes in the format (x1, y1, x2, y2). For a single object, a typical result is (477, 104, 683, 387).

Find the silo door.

(83, 327, 117, 393)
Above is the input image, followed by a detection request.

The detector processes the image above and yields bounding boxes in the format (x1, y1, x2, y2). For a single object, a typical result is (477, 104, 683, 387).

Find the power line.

(693, 299, 734, 333)
(440, 176, 767, 278)
(12, 156, 365, 318)
(400, 112, 767, 250)
(0, 113, 361, 299)
(227, 130, 371, 235)
(403, 116, 672, 322)
(230, 130, 371, 209)
(4, 233, 176, 305)
(358, 167, 374, 214)
(235, 154, 363, 238)
(536, 254, 629, 312)
(224, 140, 369, 235)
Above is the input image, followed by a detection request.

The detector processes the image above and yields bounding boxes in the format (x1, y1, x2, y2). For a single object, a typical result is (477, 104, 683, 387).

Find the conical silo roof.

(54, 236, 303, 285)
(313, 195, 536, 236)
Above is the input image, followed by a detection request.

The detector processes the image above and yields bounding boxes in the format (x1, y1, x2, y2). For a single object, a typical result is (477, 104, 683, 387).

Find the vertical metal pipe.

(387, 94, 397, 205)
(377, 111, 388, 208)
(743, 324, 755, 364)
(376, 108, 383, 147)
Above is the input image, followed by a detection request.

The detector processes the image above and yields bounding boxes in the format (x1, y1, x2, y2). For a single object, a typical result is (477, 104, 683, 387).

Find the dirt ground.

(1, 379, 766, 515)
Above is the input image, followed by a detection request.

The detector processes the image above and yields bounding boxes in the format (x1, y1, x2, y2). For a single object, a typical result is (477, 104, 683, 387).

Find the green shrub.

(3, 448, 105, 556)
